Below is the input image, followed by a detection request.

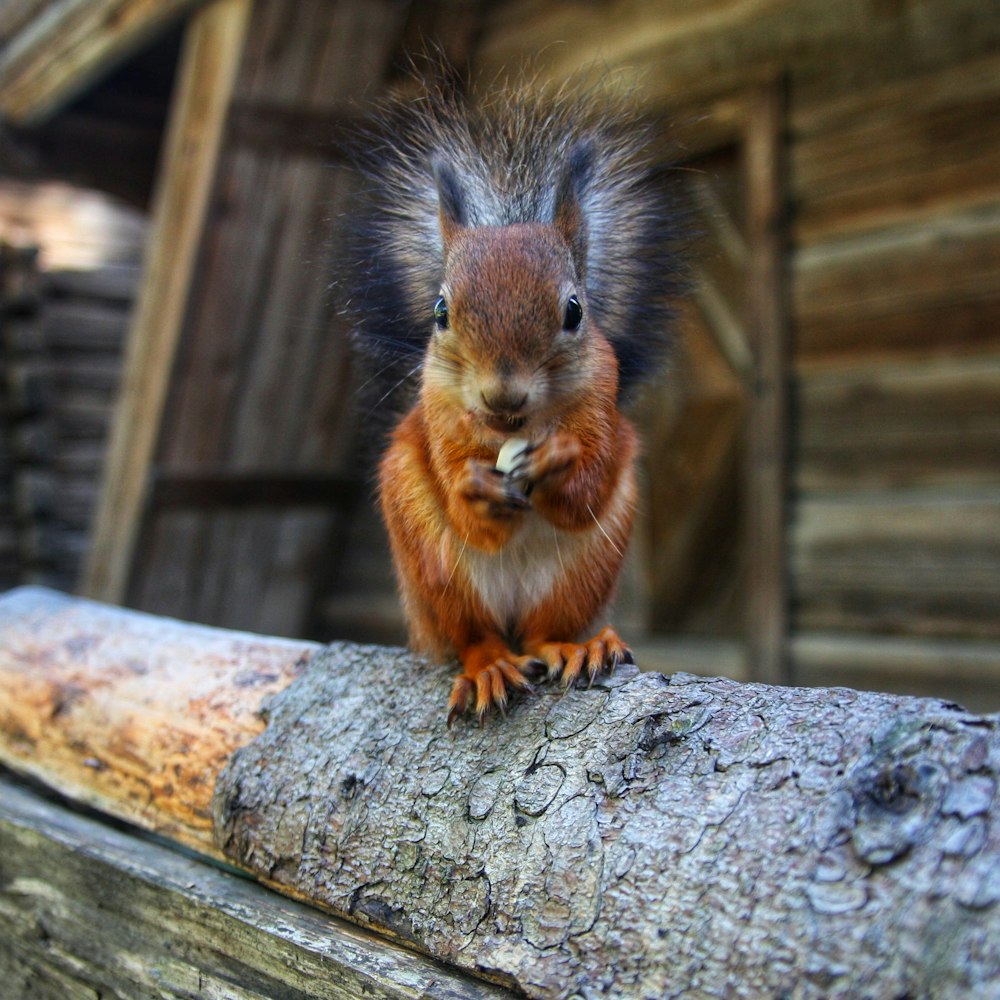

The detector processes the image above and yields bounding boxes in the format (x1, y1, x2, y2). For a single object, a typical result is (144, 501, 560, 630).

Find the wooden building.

(1, 0, 998, 708)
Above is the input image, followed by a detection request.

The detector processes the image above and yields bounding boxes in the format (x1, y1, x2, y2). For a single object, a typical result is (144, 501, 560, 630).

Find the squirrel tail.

(342, 70, 688, 408)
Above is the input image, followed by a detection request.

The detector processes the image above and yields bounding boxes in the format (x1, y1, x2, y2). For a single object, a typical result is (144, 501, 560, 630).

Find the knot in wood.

(850, 758, 946, 865)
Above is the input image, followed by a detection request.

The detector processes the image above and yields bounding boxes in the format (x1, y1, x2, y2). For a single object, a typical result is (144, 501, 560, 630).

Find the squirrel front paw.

(460, 457, 530, 520)
(448, 638, 539, 726)
(529, 626, 634, 687)
(503, 432, 581, 495)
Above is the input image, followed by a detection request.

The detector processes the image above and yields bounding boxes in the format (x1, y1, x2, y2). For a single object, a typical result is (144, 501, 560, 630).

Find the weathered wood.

(0, 0, 203, 125)
(2, 587, 999, 998)
(795, 357, 1000, 491)
(122, 0, 412, 636)
(794, 203, 1000, 340)
(475, 0, 1000, 114)
(792, 633, 1000, 712)
(791, 488, 1000, 640)
(791, 49, 1000, 244)
(83, 0, 252, 604)
(743, 81, 790, 685)
(0, 775, 514, 1000)
(0, 586, 316, 854)
(635, 147, 748, 636)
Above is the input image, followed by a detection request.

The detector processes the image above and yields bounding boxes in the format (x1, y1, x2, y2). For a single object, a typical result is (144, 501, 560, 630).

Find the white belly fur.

(459, 513, 595, 631)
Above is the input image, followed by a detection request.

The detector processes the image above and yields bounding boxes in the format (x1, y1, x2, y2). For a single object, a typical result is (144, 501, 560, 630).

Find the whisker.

(551, 523, 565, 576)
(587, 503, 624, 559)
(443, 532, 470, 596)
(355, 355, 416, 395)
(363, 362, 423, 417)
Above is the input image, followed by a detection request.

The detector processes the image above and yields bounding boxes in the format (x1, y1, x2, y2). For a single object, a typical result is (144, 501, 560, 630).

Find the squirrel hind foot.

(529, 626, 634, 688)
(447, 645, 538, 727)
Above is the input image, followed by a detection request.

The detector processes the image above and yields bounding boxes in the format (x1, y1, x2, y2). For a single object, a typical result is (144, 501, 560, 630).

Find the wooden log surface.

(2, 586, 1000, 998)
(0, 586, 315, 853)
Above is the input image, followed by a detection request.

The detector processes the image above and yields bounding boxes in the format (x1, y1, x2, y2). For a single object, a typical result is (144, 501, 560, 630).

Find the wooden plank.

(476, 0, 1000, 115)
(641, 302, 747, 632)
(791, 46, 1000, 150)
(0, 777, 514, 1000)
(82, 0, 251, 604)
(743, 81, 790, 684)
(795, 296, 1000, 371)
(793, 106, 1000, 245)
(791, 632, 1000, 713)
(791, 488, 1000, 640)
(796, 357, 1000, 491)
(794, 202, 1000, 366)
(134, 0, 410, 631)
(794, 201, 1000, 324)
(0, 0, 204, 125)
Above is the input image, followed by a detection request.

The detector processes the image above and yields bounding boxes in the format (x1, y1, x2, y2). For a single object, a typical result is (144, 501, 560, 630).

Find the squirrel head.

(422, 146, 618, 442)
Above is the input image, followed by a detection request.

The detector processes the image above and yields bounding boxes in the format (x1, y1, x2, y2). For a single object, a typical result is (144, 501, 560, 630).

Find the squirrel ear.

(432, 155, 467, 252)
(553, 139, 594, 280)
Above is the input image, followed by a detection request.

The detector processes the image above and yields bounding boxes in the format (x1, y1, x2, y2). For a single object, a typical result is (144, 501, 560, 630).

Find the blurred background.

(1, 0, 998, 709)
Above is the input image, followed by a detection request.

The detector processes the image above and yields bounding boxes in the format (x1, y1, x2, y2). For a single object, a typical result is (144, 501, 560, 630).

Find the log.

(1, 586, 999, 999)
(0, 586, 315, 854)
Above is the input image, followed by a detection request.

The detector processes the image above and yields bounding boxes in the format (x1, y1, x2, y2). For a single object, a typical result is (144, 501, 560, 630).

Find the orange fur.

(378, 222, 639, 723)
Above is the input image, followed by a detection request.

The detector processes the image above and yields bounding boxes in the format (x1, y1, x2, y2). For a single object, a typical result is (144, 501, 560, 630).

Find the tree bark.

(2, 586, 999, 998)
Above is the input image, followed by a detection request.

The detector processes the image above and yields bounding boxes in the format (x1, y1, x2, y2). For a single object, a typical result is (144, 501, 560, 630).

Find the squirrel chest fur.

(348, 79, 679, 723)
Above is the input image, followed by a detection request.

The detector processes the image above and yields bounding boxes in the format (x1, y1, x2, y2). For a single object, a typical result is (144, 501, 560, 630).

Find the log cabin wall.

(0, 185, 145, 593)
(471, 0, 1000, 709)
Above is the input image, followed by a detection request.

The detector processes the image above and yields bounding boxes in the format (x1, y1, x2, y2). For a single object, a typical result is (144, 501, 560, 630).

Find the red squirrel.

(347, 77, 680, 724)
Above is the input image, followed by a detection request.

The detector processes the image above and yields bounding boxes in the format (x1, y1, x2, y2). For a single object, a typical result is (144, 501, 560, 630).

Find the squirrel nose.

(481, 389, 528, 415)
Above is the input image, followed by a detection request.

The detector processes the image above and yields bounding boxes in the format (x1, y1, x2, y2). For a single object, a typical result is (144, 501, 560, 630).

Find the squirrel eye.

(433, 296, 449, 330)
(563, 295, 583, 332)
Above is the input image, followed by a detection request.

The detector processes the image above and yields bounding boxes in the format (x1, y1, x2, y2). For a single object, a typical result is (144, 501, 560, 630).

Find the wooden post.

(82, 0, 251, 603)
(743, 79, 790, 684)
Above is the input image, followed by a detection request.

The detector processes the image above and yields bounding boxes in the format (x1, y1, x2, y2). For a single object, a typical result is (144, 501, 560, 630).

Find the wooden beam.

(0, 0, 205, 126)
(82, 0, 250, 604)
(743, 80, 790, 684)
(149, 469, 362, 510)
(0, 777, 514, 1000)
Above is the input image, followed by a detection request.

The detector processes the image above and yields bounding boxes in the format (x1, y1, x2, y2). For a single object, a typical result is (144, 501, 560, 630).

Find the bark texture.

(215, 643, 1000, 1000)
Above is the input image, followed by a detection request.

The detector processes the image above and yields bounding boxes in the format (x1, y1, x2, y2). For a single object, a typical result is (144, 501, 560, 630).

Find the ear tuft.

(432, 154, 467, 250)
(553, 139, 595, 279)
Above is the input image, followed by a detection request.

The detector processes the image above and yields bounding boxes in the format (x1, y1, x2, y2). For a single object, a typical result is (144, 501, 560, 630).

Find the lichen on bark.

(213, 642, 1000, 999)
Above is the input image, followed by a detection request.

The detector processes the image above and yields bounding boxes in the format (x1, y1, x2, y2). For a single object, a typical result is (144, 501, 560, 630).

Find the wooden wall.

(473, 0, 1000, 708)
(7, 0, 994, 708)
(0, 183, 143, 593)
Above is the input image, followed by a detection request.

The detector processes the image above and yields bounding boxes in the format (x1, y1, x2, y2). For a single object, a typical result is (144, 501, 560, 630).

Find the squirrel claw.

(447, 652, 534, 725)
(529, 626, 633, 689)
